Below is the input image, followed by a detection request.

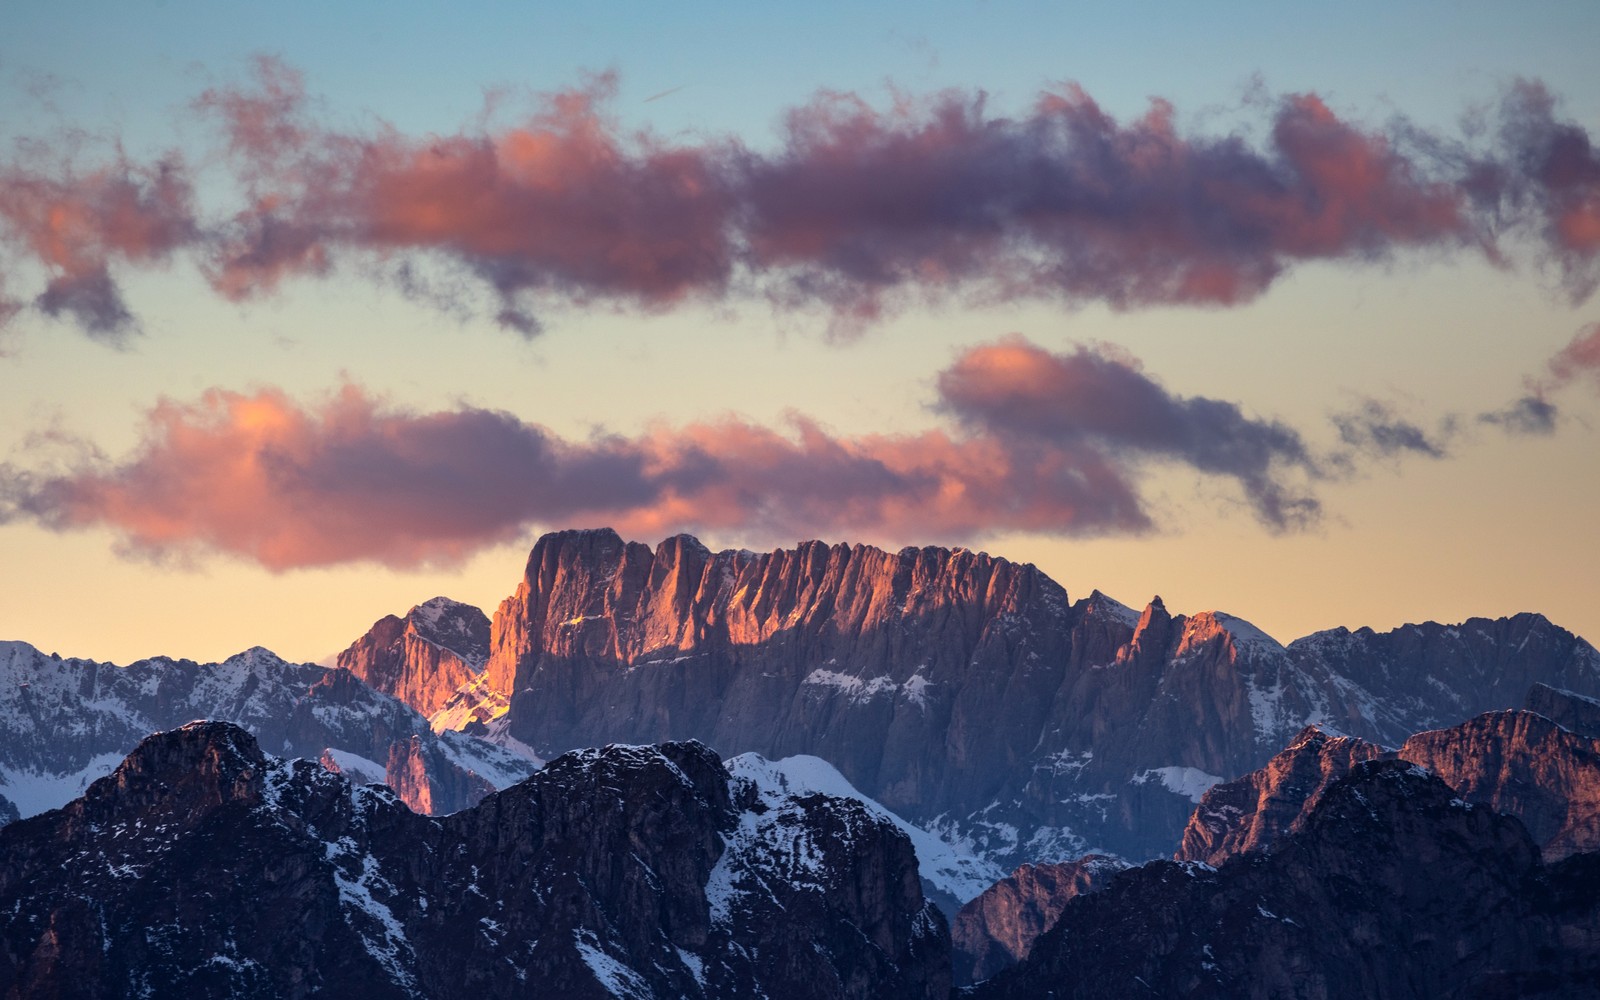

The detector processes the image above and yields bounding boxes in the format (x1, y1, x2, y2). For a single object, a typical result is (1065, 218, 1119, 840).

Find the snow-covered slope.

(727, 751, 1006, 908)
(0, 639, 536, 820)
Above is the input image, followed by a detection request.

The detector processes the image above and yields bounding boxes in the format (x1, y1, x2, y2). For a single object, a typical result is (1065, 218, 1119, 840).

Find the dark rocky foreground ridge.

(0, 722, 948, 999)
(465, 528, 1600, 865)
(966, 760, 1600, 1000)
(953, 697, 1600, 984)
(9, 721, 1600, 999)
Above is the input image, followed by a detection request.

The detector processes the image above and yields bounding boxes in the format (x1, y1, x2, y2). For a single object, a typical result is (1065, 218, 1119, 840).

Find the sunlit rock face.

(338, 597, 491, 717)
(485, 528, 1600, 868)
(0, 722, 950, 1000)
(1176, 726, 1392, 867)
(969, 761, 1600, 1000)
(949, 855, 1132, 986)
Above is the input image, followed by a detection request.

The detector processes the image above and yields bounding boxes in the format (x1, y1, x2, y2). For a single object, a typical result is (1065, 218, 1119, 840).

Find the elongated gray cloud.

(1478, 395, 1559, 435)
(1332, 400, 1453, 458)
(0, 338, 1332, 569)
(0, 60, 1595, 339)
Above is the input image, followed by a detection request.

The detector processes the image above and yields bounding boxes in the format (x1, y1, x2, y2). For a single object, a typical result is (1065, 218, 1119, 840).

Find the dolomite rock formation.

(337, 597, 491, 717)
(1177, 709, 1600, 866)
(482, 528, 1600, 867)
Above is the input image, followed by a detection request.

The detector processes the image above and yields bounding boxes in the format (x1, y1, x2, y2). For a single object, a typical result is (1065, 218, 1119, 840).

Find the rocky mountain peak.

(1175, 723, 1389, 866)
(1177, 706, 1600, 869)
(1125, 596, 1174, 656)
(1174, 610, 1285, 662)
(0, 723, 950, 999)
(490, 530, 1076, 824)
(30, 721, 280, 854)
(405, 597, 492, 665)
(338, 597, 491, 717)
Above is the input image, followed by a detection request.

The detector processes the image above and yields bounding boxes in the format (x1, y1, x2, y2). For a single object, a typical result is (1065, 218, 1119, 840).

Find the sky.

(1, 0, 1598, 665)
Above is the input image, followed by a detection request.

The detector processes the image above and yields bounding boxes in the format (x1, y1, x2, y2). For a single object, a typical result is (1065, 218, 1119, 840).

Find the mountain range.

(5, 527, 1600, 997)
(453, 529, 1600, 866)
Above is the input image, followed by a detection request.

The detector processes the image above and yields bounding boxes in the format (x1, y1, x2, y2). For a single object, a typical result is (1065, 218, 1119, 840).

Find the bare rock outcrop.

(1177, 709, 1600, 866)
(337, 597, 491, 717)
(950, 855, 1131, 985)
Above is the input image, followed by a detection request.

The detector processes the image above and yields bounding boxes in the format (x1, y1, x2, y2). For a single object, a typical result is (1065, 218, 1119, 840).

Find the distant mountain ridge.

(957, 693, 1600, 984)
(12, 526, 1598, 875)
(1179, 698, 1600, 866)
(0, 640, 535, 821)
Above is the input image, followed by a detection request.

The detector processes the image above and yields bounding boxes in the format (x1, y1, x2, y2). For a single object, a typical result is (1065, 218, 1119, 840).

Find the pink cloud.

(938, 337, 1321, 528)
(0, 147, 197, 339)
(195, 61, 736, 331)
(1548, 321, 1600, 388)
(1, 339, 1342, 569)
(0, 63, 1595, 339)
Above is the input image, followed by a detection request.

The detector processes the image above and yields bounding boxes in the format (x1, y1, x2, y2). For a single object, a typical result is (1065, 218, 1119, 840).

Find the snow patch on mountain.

(726, 752, 1005, 903)
(0, 752, 127, 818)
(802, 668, 936, 709)
(574, 930, 652, 999)
(319, 749, 388, 787)
(407, 597, 490, 668)
(435, 728, 543, 785)
(1131, 766, 1225, 803)
(429, 671, 510, 733)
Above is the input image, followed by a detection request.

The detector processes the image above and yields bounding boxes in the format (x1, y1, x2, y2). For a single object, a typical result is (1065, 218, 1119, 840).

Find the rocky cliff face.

(337, 597, 491, 718)
(949, 855, 1131, 985)
(0, 640, 533, 820)
(1400, 709, 1600, 859)
(969, 761, 1600, 999)
(970, 706, 1600, 985)
(1528, 682, 1600, 738)
(1177, 708, 1600, 866)
(1176, 726, 1392, 866)
(1285, 614, 1600, 742)
(0, 722, 949, 1000)
(488, 529, 1600, 867)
